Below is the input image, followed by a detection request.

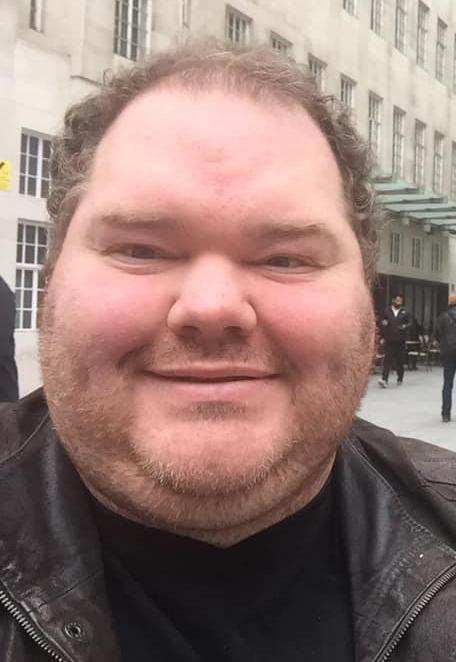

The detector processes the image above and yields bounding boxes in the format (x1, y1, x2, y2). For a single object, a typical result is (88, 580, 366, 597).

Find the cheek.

(50, 262, 171, 358)
(257, 279, 370, 366)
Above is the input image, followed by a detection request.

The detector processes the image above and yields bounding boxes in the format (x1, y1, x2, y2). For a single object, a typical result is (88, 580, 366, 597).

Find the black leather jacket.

(1, 390, 456, 661)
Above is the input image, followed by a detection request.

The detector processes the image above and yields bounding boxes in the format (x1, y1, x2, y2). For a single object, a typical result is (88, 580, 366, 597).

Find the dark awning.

(374, 177, 456, 229)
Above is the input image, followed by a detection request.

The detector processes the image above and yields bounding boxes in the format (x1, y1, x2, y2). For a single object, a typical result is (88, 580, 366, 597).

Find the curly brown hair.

(46, 39, 382, 283)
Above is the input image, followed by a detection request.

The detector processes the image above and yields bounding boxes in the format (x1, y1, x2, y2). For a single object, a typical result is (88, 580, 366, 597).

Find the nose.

(167, 255, 257, 341)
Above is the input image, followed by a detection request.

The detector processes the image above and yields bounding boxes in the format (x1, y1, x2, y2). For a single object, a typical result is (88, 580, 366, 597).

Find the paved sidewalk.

(358, 366, 456, 451)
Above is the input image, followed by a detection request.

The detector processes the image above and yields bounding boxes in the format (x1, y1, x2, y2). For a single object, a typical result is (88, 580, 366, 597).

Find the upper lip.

(148, 366, 276, 380)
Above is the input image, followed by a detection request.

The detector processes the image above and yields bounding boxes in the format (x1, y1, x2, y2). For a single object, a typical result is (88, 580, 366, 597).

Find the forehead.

(86, 86, 348, 231)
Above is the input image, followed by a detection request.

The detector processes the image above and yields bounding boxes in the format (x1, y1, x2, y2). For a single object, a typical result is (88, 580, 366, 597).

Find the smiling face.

(40, 87, 375, 542)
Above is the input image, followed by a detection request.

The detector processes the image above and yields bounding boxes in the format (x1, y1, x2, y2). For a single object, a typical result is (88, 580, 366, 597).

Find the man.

(435, 292, 456, 422)
(0, 275, 19, 401)
(378, 294, 411, 388)
(0, 43, 455, 662)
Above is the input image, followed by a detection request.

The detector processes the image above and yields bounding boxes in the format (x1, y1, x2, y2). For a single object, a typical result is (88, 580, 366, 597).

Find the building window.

(308, 55, 326, 91)
(431, 242, 442, 271)
(414, 121, 426, 187)
(15, 222, 49, 330)
(412, 237, 422, 268)
(436, 19, 447, 82)
(343, 0, 355, 15)
(19, 132, 51, 199)
(453, 34, 456, 92)
(181, 0, 191, 27)
(417, 2, 429, 68)
(395, 0, 407, 52)
(370, 0, 383, 35)
(390, 231, 401, 264)
(29, 0, 44, 31)
(340, 75, 355, 110)
(113, 0, 149, 61)
(392, 107, 405, 178)
(225, 7, 251, 45)
(451, 142, 456, 199)
(368, 93, 382, 160)
(270, 33, 292, 54)
(433, 132, 444, 194)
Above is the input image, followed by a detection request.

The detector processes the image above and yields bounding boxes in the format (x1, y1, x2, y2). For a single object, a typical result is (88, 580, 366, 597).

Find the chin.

(130, 425, 286, 497)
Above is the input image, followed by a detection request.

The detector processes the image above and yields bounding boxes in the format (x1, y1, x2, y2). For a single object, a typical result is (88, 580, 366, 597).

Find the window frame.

(453, 34, 456, 92)
(436, 18, 447, 82)
(343, 0, 356, 16)
(414, 120, 426, 187)
(368, 92, 382, 160)
(450, 141, 456, 200)
(113, 0, 151, 62)
(395, 0, 407, 52)
(270, 32, 292, 55)
(340, 75, 356, 110)
(15, 221, 49, 331)
(181, 0, 191, 27)
(417, 1, 429, 68)
(389, 231, 402, 264)
(433, 131, 444, 194)
(392, 107, 405, 178)
(370, 0, 383, 35)
(308, 55, 326, 91)
(411, 236, 423, 268)
(225, 6, 252, 45)
(431, 242, 442, 271)
(19, 131, 51, 199)
(29, 0, 45, 31)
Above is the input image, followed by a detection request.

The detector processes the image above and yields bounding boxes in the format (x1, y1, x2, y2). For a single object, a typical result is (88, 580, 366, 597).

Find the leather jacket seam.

(0, 412, 50, 468)
(346, 435, 455, 541)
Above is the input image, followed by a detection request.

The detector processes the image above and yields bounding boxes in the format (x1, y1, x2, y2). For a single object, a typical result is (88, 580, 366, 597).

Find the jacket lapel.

(336, 435, 456, 661)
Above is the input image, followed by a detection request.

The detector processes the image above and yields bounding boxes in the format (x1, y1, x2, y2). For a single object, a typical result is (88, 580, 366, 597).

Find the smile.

(159, 375, 258, 383)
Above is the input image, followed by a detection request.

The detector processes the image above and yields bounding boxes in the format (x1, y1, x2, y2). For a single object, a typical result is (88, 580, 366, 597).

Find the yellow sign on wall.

(0, 160, 11, 191)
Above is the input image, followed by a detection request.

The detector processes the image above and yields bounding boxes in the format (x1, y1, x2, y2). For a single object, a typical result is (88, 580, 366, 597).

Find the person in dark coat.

(378, 294, 411, 388)
(0, 276, 18, 402)
(434, 292, 456, 422)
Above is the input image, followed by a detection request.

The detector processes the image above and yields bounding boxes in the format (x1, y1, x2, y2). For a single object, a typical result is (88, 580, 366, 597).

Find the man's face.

(40, 88, 375, 538)
(393, 296, 403, 309)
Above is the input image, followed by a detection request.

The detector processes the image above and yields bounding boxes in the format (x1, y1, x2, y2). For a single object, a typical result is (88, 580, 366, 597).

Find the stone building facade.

(1, 0, 456, 393)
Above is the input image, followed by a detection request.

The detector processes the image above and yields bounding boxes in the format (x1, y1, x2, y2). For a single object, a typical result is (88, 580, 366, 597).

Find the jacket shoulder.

(0, 389, 50, 463)
(350, 417, 456, 497)
(352, 418, 456, 502)
(348, 417, 456, 548)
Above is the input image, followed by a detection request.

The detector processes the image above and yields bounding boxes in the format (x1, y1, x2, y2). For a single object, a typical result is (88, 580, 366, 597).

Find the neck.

(87, 457, 335, 548)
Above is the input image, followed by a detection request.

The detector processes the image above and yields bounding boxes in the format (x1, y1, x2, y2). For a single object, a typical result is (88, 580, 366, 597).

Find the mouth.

(139, 367, 278, 402)
(158, 375, 260, 383)
(149, 365, 276, 382)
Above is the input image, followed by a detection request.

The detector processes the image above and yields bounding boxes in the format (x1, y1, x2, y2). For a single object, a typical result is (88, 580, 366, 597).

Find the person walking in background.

(378, 294, 411, 388)
(434, 292, 456, 422)
(0, 276, 19, 401)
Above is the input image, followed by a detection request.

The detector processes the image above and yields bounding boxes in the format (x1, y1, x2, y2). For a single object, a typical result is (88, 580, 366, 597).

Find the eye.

(262, 255, 309, 269)
(109, 245, 165, 262)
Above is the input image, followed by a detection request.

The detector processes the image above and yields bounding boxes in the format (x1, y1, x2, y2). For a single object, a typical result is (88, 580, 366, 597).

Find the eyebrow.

(90, 213, 340, 245)
(247, 222, 341, 245)
(89, 211, 186, 233)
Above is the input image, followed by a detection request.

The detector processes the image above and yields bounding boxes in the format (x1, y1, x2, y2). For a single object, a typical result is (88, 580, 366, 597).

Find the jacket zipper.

(376, 563, 456, 662)
(0, 587, 66, 661)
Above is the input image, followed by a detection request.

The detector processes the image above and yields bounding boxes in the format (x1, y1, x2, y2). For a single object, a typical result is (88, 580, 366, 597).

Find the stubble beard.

(39, 291, 375, 542)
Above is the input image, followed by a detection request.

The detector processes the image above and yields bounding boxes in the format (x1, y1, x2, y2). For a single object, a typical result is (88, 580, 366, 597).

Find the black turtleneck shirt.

(92, 476, 354, 661)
